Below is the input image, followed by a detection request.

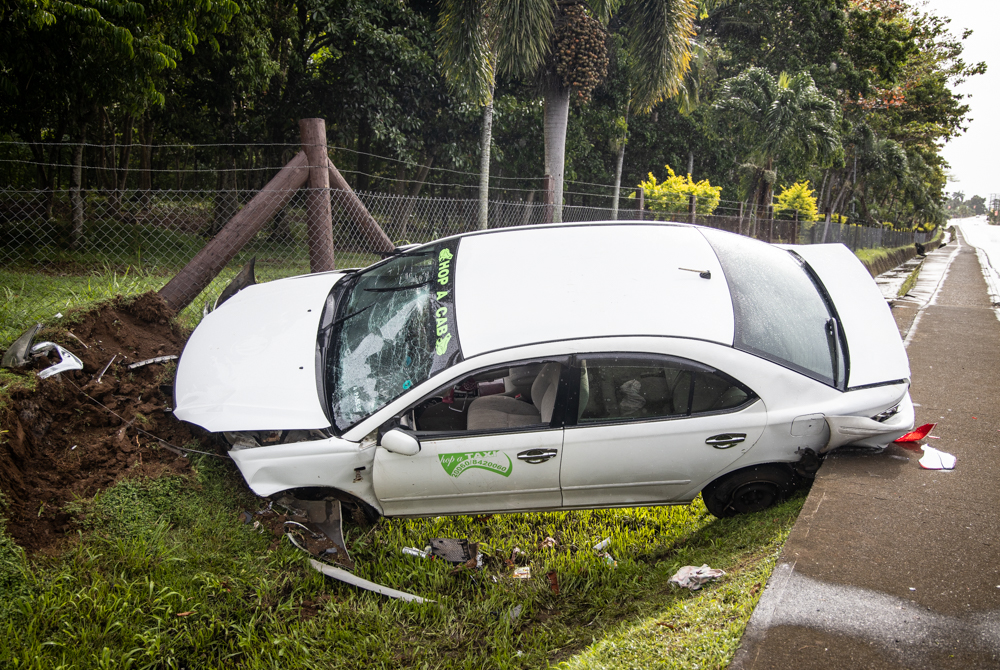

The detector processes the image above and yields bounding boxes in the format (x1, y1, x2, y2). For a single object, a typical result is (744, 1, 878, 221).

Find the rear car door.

(560, 354, 767, 507)
(373, 358, 570, 516)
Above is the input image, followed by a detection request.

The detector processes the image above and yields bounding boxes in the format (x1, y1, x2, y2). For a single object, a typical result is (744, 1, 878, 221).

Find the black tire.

(701, 464, 794, 518)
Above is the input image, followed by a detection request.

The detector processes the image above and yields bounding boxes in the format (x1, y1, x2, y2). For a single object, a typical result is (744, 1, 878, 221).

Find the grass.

(0, 235, 381, 347)
(898, 264, 921, 298)
(0, 451, 806, 669)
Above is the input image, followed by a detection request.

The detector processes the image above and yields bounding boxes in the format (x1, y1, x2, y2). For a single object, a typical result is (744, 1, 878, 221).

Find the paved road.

(732, 224, 1000, 669)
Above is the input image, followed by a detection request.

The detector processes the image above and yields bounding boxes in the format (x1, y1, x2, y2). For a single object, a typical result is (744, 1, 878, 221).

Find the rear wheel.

(701, 464, 794, 518)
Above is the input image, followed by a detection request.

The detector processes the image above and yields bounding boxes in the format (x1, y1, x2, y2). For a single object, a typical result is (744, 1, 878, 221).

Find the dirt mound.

(0, 292, 207, 553)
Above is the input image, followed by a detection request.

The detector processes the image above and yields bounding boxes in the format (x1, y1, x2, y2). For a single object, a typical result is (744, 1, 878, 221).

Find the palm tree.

(438, 0, 697, 224)
(713, 68, 840, 220)
(437, 0, 553, 229)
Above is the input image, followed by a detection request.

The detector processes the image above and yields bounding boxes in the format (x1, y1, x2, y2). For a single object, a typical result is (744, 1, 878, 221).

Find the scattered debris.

(546, 570, 560, 594)
(513, 566, 531, 579)
(403, 546, 431, 559)
(93, 355, 116, 383)
(600, 552, 617, 568)
(503, 604, 523, 623)
(918, 445, 956, 470)
(309, 559, 433, 603)
(540, 536, 558, 550)
(64, 331, 89, 349)
(894, 423, 937, 443)
(669, 565, 726, 590)
(430, 537, 474, 563)
(127, 355, 179, 370)
(1, 323, 42, 368)
(593, 537, 611, 552)
(274, 496, 353, 568)
(30, 342, 84, 379)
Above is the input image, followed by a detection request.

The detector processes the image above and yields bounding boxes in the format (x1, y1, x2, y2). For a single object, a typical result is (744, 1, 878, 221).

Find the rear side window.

(577, 354, 755, 424)
(701, 228, 841, 386)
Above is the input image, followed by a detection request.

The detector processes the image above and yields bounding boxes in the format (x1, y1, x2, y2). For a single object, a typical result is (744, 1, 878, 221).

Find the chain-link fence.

(0, 185, 931, 347)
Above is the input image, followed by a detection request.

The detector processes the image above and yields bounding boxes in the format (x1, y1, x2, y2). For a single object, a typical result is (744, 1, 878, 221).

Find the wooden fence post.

(326, 158, 394, 253)
(638, 187, 645, 221)
(158, 152, 310, 312)
(737, 201, 744, 235)
(300, 118, 336, 273)
(689, 194, 697, 225)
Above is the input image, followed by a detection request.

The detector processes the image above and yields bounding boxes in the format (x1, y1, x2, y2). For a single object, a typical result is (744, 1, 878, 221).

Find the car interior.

(398, 356, 753, 434)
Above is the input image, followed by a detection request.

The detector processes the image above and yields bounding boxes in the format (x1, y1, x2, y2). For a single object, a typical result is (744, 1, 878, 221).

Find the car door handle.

(517, 448, 558, 464)
(705, 433, 747, 449)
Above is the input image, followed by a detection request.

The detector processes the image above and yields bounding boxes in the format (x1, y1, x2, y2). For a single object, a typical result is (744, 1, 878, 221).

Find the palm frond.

(493, 0, 554, 79)
(437, 0, 495, 104)
(622, 0, 698, 112)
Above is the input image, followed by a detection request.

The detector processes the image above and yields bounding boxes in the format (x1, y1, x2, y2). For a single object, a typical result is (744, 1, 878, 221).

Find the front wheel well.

(276, 487, 381, 527)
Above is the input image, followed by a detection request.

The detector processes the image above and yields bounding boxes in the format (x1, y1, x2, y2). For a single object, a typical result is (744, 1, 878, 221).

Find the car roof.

(453, 222, 736, 357)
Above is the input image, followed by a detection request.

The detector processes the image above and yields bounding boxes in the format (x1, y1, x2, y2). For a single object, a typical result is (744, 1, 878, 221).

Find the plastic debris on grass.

(669, 564, 726, 590)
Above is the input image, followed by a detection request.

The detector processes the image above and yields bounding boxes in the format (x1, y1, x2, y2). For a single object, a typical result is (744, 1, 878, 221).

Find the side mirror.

(381, 428, 421, 456)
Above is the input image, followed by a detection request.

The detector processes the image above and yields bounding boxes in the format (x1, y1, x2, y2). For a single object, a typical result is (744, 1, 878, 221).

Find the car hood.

(789, 244, 910, 388)
(173, 272, 345, 432)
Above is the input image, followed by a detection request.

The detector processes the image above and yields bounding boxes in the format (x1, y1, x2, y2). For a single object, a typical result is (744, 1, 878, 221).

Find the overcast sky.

(920, 0, 998, 200)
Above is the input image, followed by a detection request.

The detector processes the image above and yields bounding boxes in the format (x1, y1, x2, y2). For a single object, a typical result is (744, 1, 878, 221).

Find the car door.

(560, 353, 767, 507)
(372, 358, 571, 516)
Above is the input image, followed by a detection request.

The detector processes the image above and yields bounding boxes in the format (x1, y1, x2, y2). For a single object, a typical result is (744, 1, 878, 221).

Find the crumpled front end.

(823, 388, 915, 452)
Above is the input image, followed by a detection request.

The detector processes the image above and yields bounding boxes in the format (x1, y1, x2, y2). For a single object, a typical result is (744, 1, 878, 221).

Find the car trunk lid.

(790, 244, 910, 388)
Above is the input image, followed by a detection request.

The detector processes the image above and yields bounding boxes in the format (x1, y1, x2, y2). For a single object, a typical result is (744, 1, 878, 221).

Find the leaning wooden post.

(326, 158, 394, 253)
(158, 152, 310, 312)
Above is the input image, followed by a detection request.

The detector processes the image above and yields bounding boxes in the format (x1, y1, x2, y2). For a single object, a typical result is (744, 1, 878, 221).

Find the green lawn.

(0, 456, 804, 669)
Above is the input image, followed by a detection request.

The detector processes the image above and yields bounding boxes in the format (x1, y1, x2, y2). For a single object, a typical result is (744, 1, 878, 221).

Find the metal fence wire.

(0, 186, 930, 347)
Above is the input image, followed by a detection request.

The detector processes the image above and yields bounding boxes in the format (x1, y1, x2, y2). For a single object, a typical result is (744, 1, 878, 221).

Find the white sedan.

(173, 222, 914, 520)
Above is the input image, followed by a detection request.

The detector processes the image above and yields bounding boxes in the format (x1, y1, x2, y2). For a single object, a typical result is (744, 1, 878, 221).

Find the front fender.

(228, 437, 381, 513)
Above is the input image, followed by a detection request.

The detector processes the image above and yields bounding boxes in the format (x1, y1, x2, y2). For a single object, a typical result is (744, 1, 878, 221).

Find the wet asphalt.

(731, 229, 1000, 669)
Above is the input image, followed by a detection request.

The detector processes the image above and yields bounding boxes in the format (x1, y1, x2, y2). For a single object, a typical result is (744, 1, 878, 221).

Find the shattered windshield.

(327, 241, 462, 431)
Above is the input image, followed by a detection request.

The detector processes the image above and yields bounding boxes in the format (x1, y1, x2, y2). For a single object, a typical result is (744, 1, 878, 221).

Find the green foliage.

(774, 181, 819, 221)
(635, 165, 722, 214)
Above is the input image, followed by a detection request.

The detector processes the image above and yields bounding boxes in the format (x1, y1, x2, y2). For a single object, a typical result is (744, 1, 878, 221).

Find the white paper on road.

(918, 445, 956, 470)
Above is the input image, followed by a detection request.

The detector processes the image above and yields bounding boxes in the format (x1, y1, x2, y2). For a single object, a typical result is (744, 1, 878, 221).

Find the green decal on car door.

(439, 451, 513, 478)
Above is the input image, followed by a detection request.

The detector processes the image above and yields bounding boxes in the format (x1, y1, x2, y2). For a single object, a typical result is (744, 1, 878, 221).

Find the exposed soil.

(0, 292, 209, 554)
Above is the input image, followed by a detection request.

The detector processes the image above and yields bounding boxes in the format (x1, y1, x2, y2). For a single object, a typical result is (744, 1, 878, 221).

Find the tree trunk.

(397, 155, 434, 239)
(356, 121, 372, 192)
(70, 122, 88, 249)
(116, 114, 134, 195)
(542, 75, 570, 223)
(611, 103, 629, 220)
(138, 114, 155, 209)
(478, 88, 495, 231)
